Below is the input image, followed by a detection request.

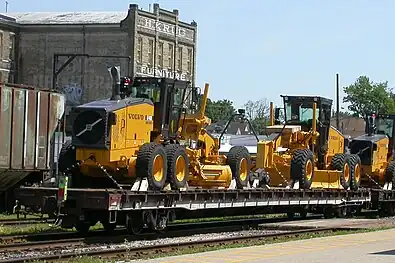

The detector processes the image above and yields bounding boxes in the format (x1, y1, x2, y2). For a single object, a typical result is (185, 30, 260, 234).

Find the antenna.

(5, 1, 8, 13)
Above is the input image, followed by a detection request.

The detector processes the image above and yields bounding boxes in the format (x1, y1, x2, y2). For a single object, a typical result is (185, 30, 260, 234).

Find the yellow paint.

(360, 136, 390, 184)
(175, 155, 186, 182)
(76, 101, 154, 179)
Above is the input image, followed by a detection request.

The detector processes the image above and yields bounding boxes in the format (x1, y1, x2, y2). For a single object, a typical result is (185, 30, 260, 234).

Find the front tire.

(227, 146, 251, 189)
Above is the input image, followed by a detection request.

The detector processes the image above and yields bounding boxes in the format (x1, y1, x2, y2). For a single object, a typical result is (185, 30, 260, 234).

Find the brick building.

(0, 3, 197, 115)
(0, 14, 18, 83)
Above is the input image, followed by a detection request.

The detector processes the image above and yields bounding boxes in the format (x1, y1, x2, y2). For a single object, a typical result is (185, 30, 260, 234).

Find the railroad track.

(0, 214, 323, 244)
(0, 227, 355, 262)
(0, 217, 54, 226)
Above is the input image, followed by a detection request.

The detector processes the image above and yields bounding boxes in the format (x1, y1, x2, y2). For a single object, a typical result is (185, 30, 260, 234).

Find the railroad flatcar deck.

(15, 186, 392, 233)
(14, 186, 371, 212)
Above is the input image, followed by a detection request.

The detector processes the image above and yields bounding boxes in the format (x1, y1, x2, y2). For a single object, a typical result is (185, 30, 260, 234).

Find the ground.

(140, 228, 395, 263)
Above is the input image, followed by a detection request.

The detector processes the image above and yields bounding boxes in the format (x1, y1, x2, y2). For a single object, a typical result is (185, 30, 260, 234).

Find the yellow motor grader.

(254, 95, 361, 190)
(58, 68, 252, 191)
(348, 113, 395, 189)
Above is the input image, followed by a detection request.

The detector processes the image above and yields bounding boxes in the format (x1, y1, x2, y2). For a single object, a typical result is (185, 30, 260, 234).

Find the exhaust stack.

(110, 66, 121, 101)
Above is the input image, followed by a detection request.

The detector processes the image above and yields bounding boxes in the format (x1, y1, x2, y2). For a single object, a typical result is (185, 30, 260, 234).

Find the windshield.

(285, 102, 319, 123)
(128, 83, 161, 102)
(377, 118, 394, 138)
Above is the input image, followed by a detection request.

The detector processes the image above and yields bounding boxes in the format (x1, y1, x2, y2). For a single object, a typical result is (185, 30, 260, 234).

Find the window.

(177, 46, 183, 71)
(168, 43, 173, 69)
(136, 37, 142, 63)
(158, 42, 164, 68)
(285, 102, 319, 123)
(148, 39, 154, 65)
(187, 48, 192, 73)
(377, 118, 394, 138)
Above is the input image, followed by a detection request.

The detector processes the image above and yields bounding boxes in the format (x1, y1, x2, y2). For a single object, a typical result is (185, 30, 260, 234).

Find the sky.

(4, 0, 395, 110)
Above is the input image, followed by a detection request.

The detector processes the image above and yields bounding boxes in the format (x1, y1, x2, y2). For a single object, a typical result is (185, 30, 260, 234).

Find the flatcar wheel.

(323, 208, 334, 219)
(335, 207, 347, 218)
(127, 214, 143, 235)
(287, 212, 295, 220)
(299, 210, 308, 219)
(75, 221, 90, 234)
(102, 221, 116, 233)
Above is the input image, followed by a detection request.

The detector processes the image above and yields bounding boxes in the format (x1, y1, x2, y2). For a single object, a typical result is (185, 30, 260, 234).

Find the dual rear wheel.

(136, 142, 189, 191)
(290, 149, 361, 190)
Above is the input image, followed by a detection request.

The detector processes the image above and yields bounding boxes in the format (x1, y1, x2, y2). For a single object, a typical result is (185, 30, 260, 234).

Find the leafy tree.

(343, 76, 395, 117)
(205, 99, 236, 123)
(244, 98, 270, 134)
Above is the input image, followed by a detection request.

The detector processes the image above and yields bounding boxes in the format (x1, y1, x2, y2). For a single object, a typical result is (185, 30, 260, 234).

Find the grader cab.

(255, 95, 361, 190)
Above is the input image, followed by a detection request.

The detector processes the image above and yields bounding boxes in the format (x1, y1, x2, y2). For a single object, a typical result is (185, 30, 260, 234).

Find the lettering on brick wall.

(136, 65, 191, 82)
(137, 16, 194, 41)
(61, 83, 83, 106)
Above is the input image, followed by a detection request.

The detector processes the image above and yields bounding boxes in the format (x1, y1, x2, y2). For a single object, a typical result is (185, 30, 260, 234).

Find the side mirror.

(192, 87, 200, 104)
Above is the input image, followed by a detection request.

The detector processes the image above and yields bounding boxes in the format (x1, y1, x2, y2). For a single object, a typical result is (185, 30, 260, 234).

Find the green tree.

(205, 99, 236, 123)
(244, 98, 270, 134)
(343, 76, 395, 117)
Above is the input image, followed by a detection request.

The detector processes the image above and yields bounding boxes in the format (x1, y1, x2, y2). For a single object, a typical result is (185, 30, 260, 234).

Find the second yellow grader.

(253, 95, 362, 190)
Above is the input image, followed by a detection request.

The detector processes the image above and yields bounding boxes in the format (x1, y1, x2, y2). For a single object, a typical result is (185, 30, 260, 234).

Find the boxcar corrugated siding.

(0, 84, 65, 171)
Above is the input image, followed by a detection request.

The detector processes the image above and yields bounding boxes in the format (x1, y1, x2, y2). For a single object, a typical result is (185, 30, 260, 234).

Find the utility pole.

(336, 73, 340, 130)
(5, 1, 8, 13)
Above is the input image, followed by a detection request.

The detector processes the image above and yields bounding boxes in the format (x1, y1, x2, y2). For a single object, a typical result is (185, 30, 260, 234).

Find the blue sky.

(5, 0, 395, 110)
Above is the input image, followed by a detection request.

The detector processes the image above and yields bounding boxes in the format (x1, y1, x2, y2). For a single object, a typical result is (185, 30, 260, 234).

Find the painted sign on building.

(136, 65, 192, 82)
(61, 83, 83, 106)
(137, 16, 194, 41)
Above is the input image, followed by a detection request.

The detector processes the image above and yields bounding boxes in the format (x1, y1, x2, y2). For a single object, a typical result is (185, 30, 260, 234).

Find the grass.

(0, 222, 105, 236)
(0, 213, 45, 220)
(31, 225, 395, 263)
(0, 213, 285, 236)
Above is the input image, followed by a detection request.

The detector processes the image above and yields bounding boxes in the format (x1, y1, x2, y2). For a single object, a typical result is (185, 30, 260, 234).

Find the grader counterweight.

(254, 95, 361, 190)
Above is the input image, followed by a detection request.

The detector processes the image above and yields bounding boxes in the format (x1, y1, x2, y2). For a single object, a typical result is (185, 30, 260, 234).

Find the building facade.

(121, 3, 197, 84)
(0, 14, 18, 84)
(0, 3, 197, 115)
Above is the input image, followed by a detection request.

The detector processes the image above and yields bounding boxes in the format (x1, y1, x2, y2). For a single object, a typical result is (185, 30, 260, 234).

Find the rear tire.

(290, 149, 314, 189)
(349, 154, 361, 190)
(227, 146, 251, 189)
(330, 153, 352, 190)
(165, 144, 189, 189)
(136, 142, 167, 191)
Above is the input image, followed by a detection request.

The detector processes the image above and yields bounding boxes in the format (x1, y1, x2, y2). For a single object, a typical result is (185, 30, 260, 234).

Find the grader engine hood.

(349, 134, 388, 165)
(71, 98, 152, 149)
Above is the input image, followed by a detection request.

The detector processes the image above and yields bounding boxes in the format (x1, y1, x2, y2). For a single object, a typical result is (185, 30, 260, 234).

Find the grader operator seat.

(128, 77, 190, 142)
(282, 95, 333, 168)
